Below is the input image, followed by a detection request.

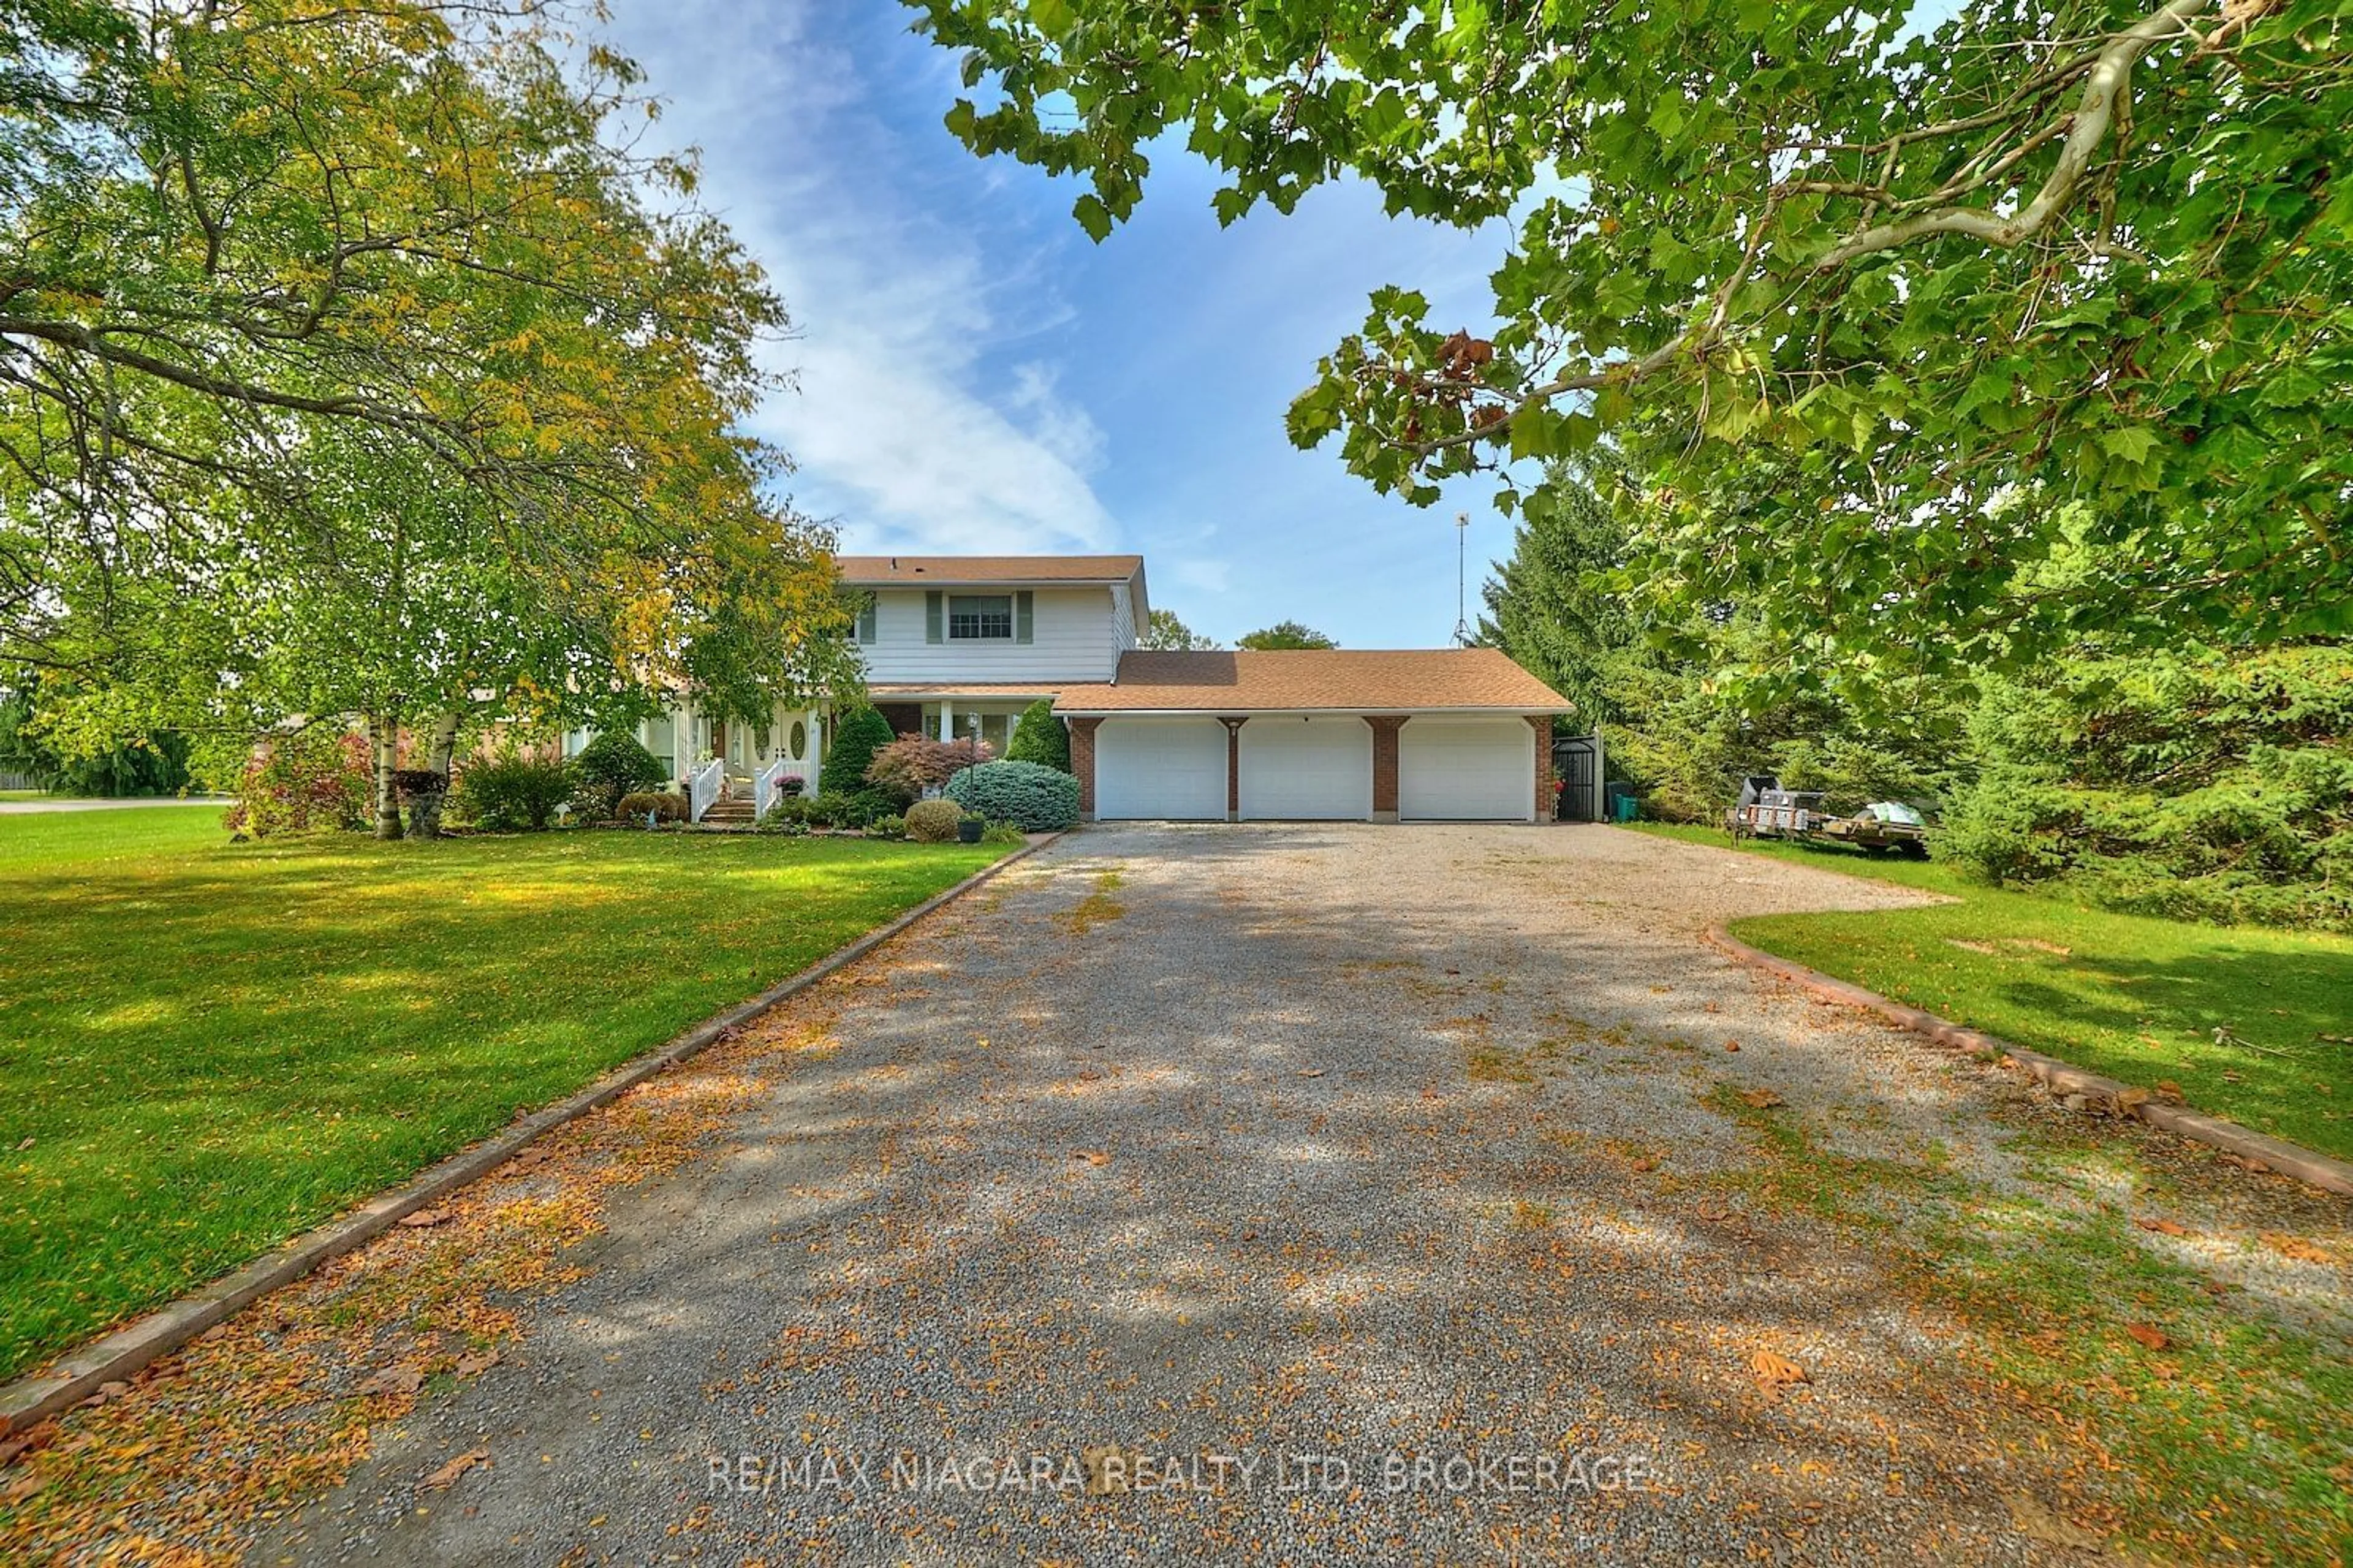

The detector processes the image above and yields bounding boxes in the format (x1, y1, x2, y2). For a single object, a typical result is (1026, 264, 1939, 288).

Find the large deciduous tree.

(1237, 620, 1338, 650)
(913, 0, 2352, 671)
(4, 2, 862, 831)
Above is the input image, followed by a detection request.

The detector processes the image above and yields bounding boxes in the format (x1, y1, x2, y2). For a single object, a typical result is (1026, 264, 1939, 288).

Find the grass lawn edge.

(0, 830, 1063, 1438)
(1704, 920, 2353, 1199)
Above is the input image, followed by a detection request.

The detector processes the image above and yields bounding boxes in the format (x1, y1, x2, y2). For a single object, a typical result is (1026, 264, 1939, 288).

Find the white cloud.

(600, 0, 1118, 554)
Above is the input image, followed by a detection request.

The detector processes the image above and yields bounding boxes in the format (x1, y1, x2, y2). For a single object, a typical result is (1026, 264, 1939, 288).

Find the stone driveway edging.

(0, 833, 1061, 1438)
(1708, 923, 2353, 1200)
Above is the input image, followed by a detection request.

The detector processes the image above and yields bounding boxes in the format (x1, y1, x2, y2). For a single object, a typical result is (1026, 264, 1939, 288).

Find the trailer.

(1726, 776, 1932, 857)
(1725, 776, 1829, 840)
(1819, 800, 1931, 857)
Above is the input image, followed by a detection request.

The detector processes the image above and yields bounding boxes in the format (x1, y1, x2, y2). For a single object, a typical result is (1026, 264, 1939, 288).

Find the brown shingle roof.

(834, 554, 1144, 586)
(1054, 650, 1570, 714)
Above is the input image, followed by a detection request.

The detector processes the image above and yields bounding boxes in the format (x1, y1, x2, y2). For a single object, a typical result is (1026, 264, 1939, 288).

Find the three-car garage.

(1064, 647, 1569, 825)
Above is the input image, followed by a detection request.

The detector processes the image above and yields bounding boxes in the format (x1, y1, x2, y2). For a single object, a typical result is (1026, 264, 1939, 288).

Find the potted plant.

(956, 810, 986, 844)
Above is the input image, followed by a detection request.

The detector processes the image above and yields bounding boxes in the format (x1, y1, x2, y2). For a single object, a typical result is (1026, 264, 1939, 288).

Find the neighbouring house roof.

(1053, 649, 1572, 715)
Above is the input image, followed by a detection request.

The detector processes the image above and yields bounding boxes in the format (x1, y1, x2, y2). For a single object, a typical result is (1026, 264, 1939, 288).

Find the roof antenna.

(1452, 511, 1472, 648)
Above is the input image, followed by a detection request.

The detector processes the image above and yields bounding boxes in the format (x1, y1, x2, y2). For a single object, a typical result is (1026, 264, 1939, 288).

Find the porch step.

(700, 798, 756, 825)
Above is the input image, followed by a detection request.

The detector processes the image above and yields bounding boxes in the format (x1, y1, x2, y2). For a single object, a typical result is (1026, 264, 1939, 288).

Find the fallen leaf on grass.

(2135, 1218, 2191, 1237)
(454, 1349, 502, 1377)
(398, 1207, 452, 1229)
(421, 1447, 489, 1491)
(2152, 1080, 2185, 1102)
(3, 1474, 47, 1504)
(2124, 1322, 2171, 1351)
(1072, 1149, 1111, 1168)
(2004, 1491, 2107, 1553)
(357, 1365, 425, 1398)
(2260, 1233, 2334, 1265)
(1751, 1349, 1809, 1388)
(1737, 1089, 1785, 1110)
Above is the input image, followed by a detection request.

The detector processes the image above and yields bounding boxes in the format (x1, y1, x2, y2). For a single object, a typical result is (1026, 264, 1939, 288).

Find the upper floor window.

(854, 594, 876, 643)
(947, 593, 1014, 640)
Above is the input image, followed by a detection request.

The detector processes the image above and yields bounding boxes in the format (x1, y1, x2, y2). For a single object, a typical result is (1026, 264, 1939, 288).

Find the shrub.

(820, 707, 894, 797)
(572, 732, 669, 820)
(866, 813, 906, 841)
(755, 809, 810, 837)
(1006, 699, 1070, 773)
(224, 726, 371, 838)
(615, 790, 687, 825)
(456, 751, 575, 830)
(866, 733, 993, 797)
(903, 799, 963, 843)
(980, 820, 1026, 845)
(942, 760, 1080, 831)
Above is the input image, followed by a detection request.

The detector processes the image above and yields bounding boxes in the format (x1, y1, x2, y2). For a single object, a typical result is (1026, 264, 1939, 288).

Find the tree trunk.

(410, 710, 463, 838)
(369, 714, 402, 840)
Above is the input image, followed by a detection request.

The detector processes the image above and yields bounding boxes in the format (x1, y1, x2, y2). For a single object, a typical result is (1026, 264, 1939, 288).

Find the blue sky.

(601, 1, 1515, 649)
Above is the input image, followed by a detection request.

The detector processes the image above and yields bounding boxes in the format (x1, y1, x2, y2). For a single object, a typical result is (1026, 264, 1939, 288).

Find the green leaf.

(1072, 193, 1113, 243)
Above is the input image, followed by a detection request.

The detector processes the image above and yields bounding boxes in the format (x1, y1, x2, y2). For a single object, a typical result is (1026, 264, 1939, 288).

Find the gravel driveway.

(195, 824, 2340, 1564)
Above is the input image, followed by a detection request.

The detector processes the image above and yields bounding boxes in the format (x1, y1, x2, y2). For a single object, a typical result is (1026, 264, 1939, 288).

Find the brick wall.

(1365, 716, 1408, 821)
(1527, 715, 1554, 821)
(1068, 716, 1102, 819)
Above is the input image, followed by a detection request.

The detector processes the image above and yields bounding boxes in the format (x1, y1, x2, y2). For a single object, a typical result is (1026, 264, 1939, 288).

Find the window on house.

(947, 594, 1014, 640)
(854, 596, 877, 643)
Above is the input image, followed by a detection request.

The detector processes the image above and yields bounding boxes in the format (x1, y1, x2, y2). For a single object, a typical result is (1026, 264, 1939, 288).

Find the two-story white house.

(572, 551, 1587, 825)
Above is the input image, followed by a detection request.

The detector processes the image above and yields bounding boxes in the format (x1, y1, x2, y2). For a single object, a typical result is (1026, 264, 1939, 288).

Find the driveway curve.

(69, 824, 2332, 1564)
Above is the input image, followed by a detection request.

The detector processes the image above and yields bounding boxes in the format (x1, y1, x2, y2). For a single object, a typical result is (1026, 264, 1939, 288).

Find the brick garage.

(1054, 650, 1572, 823)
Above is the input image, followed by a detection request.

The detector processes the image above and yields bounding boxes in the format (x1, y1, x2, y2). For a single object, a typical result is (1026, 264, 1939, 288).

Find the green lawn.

(0, 807, 1008, 1381)
(1626, 823, 2353, 1163)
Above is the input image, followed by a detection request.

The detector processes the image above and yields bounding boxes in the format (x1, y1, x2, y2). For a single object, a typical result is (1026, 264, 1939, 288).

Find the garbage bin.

(1603, 784, 1639, 823)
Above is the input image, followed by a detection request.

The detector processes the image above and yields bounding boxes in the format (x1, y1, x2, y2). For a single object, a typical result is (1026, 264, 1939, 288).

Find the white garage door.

(1094, 718, 1228, 820)
(1400, 718, 1534, 821)
(1240, 716, 1372, 820)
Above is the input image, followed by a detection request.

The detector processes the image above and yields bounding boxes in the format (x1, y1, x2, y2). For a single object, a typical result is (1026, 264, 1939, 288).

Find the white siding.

(1109, 580, 1137, 653)
(856, 585, 1122, 684)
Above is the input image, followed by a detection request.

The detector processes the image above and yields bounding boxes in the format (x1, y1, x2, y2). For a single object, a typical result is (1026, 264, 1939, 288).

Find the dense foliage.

(822, 709, 896, 798)
(915, 0, 2350, 675)
(0, 676, 188, 797)
(943, 760, 1080, 832)
(615, 790, 686, 825)
(1141, 609, 1219, 651)
(572, 734, 669, 822)
(1005, 700, 1071, 773)
(903, 799, 965, 843)
(866, 733, 993, 798)
(1237, 622, 1338, 651)
(1942, 648, 2353, 929)
(2, 1, 862, 839)
(454, 753, 575, 832)
(222, 729, 370, 838)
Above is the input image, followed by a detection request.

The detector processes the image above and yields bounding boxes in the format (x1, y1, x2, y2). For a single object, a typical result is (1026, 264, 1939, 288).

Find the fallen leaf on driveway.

(398, 1207, 452, 1229)
(1295, 1069, 1326, 1078)
(454, 1349, 501, 1377)
(2124, 1322, 2171, 1351)
(1737, 1089, 1785, 1110)
(1751, 1349, 1809, 1387)
(1723, 1040, 1740, 1053)
(357, 1365, 425, 1398)
(2, 1474, 47, 1504)
(2004, 1491, 2107, 1552)
(420, 1447, 489, 1491)
(2260, 1232, 2333, 1265)
(1072, 1149, 1111, 1167)
(2135, 1218, 2190, 1237)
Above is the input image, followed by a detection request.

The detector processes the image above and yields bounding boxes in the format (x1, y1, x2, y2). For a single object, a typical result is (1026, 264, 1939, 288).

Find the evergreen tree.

(1476, 455, 1637, 730)
(820, 707, 895, 796)
(1006, 699, 1071, 773)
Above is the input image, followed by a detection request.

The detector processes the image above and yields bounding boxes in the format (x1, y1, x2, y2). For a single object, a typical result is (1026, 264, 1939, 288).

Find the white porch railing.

(688, 757, 724, 824)
(751, 759, 784, 822)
